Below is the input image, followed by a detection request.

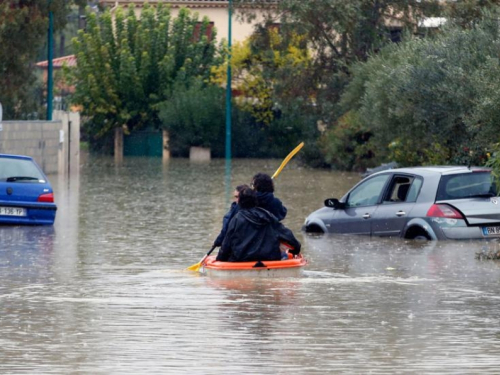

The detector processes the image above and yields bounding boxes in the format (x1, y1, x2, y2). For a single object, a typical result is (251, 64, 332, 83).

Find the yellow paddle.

(186, 246, 216, 272)
(271, 142, 304, 179)
(186, 142, 304, 272)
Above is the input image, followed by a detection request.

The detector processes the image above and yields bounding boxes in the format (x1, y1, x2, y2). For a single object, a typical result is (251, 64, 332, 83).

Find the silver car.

(303, 166, 500, 240)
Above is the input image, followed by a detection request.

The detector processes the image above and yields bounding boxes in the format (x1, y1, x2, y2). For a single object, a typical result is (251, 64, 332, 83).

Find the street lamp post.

(47, 0, 54, 121)
(225, 0, 233, 199)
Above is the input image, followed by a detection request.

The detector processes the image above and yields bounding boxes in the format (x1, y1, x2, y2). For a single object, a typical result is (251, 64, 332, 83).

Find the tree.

(235, 0, 500, 169)
(229, 0, 447, 164)
(236, 0, 443, 118)
(341, 10, 500, 168)
(0, 0, 72, 119)
(69, 4, 221, 153)
(158, 78, 225, 155)
(212, 28, 311, 126)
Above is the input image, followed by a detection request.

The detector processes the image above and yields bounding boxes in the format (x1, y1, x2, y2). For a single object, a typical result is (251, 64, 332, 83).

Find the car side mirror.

(324, 198, 344, 209)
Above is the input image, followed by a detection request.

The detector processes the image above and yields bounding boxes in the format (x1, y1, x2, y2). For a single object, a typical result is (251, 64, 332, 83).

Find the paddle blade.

(186, 247, 216, 272)
(271, 142, 304, 179)
(186, 261, 202, 272)
(186, 253, 209, 272)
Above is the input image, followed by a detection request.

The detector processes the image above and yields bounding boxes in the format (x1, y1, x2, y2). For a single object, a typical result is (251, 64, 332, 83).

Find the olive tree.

(341, 11, 500, 168)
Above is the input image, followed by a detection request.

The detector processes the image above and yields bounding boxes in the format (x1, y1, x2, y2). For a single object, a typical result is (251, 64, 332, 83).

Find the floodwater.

(1, 156, 500, 374)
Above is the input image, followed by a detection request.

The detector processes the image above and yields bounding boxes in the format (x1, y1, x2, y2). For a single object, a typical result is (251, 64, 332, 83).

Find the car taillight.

(426, 204, 463, 219)
(38, 193, 54, 203)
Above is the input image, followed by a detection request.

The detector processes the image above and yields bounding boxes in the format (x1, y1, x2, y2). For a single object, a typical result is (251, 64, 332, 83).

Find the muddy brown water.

(1, 156, 500, 374)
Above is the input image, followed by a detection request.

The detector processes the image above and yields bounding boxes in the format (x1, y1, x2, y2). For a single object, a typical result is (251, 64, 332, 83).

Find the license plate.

(482, 226, 500, 236)
(0, 206, 27, 216)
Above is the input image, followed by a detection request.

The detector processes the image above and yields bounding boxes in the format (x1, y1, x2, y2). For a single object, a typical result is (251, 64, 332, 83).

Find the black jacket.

(213, 202, 240, 247)
(217, 207, 301, 262)
(256, 192, 287, 221)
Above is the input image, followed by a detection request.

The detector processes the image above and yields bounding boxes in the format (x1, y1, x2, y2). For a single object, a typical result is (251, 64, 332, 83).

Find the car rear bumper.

(411, 218, 492, 240)
(430, 219, 497, 240)
(0, 203, 57, 225)
(439, 226, 486, 240)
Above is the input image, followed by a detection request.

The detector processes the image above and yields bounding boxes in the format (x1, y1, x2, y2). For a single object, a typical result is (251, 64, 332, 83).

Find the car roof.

(0, 153, 34, 161)
(370, 165, 491, 177)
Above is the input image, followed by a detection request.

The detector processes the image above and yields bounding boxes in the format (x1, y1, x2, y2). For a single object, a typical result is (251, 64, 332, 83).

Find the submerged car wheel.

(405, 226, 430, 240)
(305, 223, 324, 234)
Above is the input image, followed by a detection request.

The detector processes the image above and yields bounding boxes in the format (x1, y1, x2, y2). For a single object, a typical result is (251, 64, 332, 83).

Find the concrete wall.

(0, 110, 80, 176)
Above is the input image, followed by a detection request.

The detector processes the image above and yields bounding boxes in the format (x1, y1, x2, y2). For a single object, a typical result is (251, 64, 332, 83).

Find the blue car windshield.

(436, 172, 497, 200)
(0, 158, 45, 182)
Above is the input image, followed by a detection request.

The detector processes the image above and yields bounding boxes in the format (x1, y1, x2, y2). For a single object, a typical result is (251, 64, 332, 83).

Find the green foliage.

(212, 28, 312, 127)
(341, 11, 500, 167)
(387, 138, 450, 166)
(318, 111, 376, 171)
(158, 79, 225, 153)
(241, 0, 444, 122)
(210, 28, 315, 158)
(229, 103, 317, 159)
(236, 0, 500, 169)
(0, 0, 72, 119)
(69, 4, 221, 150)
(486, 145, 500, 185)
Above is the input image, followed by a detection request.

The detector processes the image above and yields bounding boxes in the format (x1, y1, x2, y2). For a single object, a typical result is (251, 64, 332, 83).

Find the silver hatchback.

(303, 166, 500, 240)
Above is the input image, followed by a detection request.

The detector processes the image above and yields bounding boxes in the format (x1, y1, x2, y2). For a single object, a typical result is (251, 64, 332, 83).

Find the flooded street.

(1, 156, 500, 374)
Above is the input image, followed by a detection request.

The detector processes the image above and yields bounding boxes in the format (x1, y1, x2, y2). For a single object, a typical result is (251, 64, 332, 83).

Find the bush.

(319, 111, 377, 171)
(159, 79, 225, 155)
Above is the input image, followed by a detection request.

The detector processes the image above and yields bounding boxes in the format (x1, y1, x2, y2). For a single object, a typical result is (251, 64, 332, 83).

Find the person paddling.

(216, 187, 300, 262)
(213, 184, 249, 248)
(251, 173, 287, 221)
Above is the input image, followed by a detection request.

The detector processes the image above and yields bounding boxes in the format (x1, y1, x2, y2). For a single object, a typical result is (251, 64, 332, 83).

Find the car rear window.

(0, 158, 45, 182)
(436, 172, 496, 200)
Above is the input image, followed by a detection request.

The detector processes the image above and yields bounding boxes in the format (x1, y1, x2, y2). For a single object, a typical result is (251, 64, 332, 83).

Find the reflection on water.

(1, 156, 500, 374)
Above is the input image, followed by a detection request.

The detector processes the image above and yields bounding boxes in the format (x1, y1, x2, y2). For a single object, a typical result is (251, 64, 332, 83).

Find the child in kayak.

(216, 187, 300, 262)
(251, 173, 287, 221)
(213, 184, 249, 248)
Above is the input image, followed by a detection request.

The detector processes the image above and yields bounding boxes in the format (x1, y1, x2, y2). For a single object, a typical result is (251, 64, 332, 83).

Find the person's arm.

(213, 203, 237, 247)
(273, 197, 287, 221)
(276, 223, 301, 254)
(216, 219, 236, 261)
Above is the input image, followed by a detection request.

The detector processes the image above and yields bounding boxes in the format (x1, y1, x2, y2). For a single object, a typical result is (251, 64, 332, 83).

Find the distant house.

(36, 54, 76, 83)
(36, 55, 78, 111)
(98, 0, 278, 43)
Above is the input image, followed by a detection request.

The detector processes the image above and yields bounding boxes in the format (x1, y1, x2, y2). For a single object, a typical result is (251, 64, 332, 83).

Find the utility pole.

(225, 0, 233, 200)
(47, 0, 54, 120)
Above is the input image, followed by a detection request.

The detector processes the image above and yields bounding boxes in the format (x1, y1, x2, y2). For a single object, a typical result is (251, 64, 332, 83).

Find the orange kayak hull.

(202, 255, 307, 278)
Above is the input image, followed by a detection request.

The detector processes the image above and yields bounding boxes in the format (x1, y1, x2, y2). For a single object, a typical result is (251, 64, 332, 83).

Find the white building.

(99, 0, 278, 43)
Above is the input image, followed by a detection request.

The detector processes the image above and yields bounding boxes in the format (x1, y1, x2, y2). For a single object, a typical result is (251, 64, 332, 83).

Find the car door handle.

(396, 211, 406, 217)
(363, 213, 371, 219)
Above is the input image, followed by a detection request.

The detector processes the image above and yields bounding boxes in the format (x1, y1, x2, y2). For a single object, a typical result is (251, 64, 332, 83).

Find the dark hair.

(252, 173, 274, 193)
(235, 184, 249, 193)
(238, 187, 257, 209)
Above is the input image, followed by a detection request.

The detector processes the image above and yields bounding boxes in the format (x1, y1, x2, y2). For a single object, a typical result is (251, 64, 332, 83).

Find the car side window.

(346, 174, 390, 208)
(406, 177, 423, 202)
(382, 175, 422, 203)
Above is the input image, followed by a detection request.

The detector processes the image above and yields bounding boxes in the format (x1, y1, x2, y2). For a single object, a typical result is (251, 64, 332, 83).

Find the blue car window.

(0, 158, 45, 182)
(346, 174, 390, 208)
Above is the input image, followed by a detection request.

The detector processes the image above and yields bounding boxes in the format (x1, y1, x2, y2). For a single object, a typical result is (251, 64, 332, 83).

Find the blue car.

(0, 154, 57, 225)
